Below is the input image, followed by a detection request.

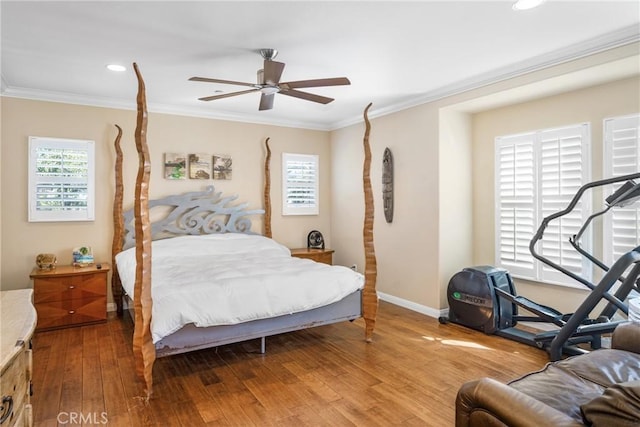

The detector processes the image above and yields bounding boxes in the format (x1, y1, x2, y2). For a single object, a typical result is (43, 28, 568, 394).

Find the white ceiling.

(2, 1, 639, 130)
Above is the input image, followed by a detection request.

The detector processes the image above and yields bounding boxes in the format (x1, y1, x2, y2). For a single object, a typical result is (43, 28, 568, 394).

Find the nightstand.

(30, 264, 109, 331)
(290, 248, 334, 265)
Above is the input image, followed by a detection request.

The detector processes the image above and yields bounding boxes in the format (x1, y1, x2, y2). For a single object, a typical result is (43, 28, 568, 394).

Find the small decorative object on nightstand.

(30, 263, 109, 331)
(35, 253, 57, 270)
(72, 246, 94, 267)
(290, 248, 335, 265)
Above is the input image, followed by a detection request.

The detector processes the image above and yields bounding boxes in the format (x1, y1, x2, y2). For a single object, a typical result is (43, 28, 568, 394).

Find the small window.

(28, 136, 95, 222)
(282, 153, 319, 215)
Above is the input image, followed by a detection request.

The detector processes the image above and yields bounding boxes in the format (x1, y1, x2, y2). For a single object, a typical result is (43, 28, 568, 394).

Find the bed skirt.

(124, 289, 362, 357)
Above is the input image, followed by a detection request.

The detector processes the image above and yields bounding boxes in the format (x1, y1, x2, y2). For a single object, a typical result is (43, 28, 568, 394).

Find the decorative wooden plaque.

(382, 147, 393, 223)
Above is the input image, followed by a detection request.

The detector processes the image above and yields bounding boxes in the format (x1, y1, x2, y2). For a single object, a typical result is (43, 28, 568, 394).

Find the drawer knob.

(68, 310, 75, 314)
(68, 285, 75, 289)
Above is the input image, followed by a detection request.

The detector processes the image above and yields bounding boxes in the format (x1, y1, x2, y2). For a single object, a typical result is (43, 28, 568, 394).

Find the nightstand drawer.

(33, 273, 105, 304)
(34, 297, 106, 330)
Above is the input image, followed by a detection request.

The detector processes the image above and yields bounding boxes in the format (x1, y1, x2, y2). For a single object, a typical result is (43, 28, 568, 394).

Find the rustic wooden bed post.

(263, 137, 272, 238)
(111, 124, 124, 316)
(132, 62, 155, 399)
(362, 103, 378, 342)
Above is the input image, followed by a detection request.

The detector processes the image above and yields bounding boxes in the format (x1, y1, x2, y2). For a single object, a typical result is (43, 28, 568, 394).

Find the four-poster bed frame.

(112, 64, 378, 397)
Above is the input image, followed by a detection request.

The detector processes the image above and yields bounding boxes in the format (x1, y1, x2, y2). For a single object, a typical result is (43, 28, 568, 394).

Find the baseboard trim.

(377, 291, 448, 319)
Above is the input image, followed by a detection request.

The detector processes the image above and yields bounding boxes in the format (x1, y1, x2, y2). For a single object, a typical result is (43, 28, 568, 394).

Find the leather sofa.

(455, 322, 640, 426)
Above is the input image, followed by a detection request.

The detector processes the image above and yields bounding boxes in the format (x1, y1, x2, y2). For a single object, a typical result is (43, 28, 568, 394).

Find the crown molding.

(2, 25, 638, 132)
(331, 24, 640, 130)
(0, 85, 330, 131)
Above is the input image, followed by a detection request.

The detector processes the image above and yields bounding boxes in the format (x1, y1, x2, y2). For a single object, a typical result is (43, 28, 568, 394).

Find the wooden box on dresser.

(0, 289, 36, 427)
(29, 264, 109, 331)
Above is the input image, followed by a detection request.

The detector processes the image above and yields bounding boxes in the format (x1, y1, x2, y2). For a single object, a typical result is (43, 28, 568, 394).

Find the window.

(603, 114, 640, 266)
(28, 136, 95, 222)
(495, 123, 591, 286)
(282, 153, 319, 215)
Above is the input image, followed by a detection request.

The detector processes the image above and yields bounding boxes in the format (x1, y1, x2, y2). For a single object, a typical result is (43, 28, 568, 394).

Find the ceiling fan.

(189, 49, 351, 111)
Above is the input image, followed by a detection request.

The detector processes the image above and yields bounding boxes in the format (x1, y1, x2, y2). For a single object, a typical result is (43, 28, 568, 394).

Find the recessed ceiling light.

(513, 0, 545, 10)
(106, 64, 126, 72)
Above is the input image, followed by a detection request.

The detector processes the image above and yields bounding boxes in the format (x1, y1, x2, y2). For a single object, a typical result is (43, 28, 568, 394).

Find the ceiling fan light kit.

(189, 48, 350, 111)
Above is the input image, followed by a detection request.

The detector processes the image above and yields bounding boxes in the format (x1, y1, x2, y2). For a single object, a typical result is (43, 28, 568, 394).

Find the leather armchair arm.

(456, 378, 584, 427)
(612, 322, 640, 354)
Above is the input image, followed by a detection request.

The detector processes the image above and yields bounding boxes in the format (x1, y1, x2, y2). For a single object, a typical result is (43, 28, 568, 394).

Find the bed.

(114, 188, 365, 357)
(112, 63, 378, 397)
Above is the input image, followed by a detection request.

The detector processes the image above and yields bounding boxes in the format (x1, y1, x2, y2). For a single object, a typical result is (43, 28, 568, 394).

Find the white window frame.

(28, 136, 95, 222)
(494, 123, 592, 287)
(603, 113, 640, 266)
(282, 153, 319, 216)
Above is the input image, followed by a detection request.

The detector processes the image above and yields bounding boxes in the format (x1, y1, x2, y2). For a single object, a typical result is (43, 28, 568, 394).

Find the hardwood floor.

(31, 301, 549, 426)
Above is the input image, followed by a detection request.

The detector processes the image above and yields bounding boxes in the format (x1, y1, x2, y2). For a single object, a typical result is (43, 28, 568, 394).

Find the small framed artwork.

(164, 153, 186, 180)
(213, 155, 232, 180)
(188, 153, 212, 179)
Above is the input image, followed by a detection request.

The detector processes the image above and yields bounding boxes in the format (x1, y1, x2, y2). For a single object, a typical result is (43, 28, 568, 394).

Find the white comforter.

(115, 233, 364, 343)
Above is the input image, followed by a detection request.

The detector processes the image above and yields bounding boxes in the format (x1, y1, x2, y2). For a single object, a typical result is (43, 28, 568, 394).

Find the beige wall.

(471, 76, 640, 314)
(1, 98, 332, 302)
(2, 43, 638, 318)
(330, 43, 638, 314)
(438, 108, 473, 308)
(331, 104, 442, 312)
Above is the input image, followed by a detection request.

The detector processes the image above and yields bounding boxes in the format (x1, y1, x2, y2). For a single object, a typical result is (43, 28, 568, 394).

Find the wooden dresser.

(29, 264, 109, 331)
(0, 290, 36, 427)
(290, 248, 334, 265)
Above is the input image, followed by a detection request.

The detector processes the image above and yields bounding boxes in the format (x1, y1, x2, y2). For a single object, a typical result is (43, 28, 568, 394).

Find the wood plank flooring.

(31, 301, 550, 426)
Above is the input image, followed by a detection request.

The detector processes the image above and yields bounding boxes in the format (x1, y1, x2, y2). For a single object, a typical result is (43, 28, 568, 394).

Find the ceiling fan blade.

(279, 89, 334, 105)
(189, 76, 256, 88)
(259, 93, 275, 111)
(198, 88, 259, 102)
(263, 60, 285, 85)
(281, 77, 350, 89)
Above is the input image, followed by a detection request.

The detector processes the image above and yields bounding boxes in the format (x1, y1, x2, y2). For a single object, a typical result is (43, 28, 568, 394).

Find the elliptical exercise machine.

(440, 173, 640, 361)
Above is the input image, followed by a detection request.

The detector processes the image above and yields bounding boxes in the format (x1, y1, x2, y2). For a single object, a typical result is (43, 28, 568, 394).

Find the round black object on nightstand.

(307, 230, 325, 249)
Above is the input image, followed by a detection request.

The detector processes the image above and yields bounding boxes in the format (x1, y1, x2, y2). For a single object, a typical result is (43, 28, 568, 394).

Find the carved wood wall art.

(362, 103, 378, 342)
(132, 62, 155, 399)
(263, 137, 272, 238)
(382, 147, 394, 223)
(111, 124, 124, 315)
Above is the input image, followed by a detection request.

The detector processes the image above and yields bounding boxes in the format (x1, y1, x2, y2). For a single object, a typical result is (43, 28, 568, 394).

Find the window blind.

(29, 137, 95, 222)
(282, 153, 319, 215)
(495, 124, 591, 286)
(495, 134, 536, 278)
(603, 114, 640, 266)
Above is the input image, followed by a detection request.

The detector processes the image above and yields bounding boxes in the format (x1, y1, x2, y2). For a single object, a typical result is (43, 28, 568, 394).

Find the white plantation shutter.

(603, 114, 640, 266)
(28, 136, 95, 222)
(282, 153, 319, 215)
(537, 125, 591, 284)
(495, 134, 536, 278)
(495, 124, 591, 286)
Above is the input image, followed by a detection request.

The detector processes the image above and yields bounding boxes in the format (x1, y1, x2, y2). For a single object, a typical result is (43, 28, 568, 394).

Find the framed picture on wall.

(188, 153, 212, 179)
(164, 153, 186, 180)
(213, 155, 232, 180)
